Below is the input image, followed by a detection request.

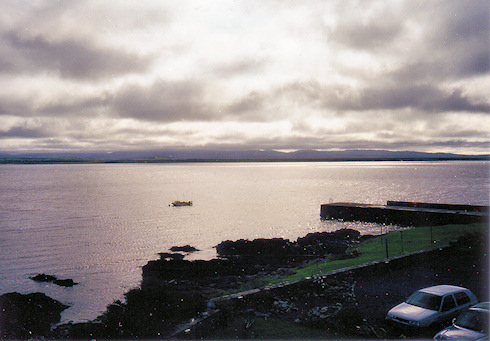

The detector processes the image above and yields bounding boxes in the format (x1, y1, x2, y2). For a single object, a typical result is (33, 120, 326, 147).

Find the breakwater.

(320, 201, 489, 226)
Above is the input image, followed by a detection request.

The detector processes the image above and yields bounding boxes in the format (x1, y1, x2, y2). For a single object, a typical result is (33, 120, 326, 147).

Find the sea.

(0, 161, 488, 323)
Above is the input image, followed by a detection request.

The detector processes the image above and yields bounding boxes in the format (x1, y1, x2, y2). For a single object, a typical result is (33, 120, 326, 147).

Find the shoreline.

(2, 224, 487, 339)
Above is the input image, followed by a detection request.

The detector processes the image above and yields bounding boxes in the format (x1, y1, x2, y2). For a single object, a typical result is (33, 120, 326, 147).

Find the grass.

(282, 223, 488, 281)
(208, 223, 488, 298)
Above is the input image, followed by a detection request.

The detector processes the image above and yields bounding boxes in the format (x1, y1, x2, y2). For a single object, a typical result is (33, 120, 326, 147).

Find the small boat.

(171, 200, 193, 207)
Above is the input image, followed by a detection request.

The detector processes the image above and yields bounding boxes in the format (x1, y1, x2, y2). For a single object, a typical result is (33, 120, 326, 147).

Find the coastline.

(2, 224, 487, 339)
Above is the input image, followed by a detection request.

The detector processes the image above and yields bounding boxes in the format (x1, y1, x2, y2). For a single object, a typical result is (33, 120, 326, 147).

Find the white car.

(434, 302, 489, 340)
(386, 285, 478, 328)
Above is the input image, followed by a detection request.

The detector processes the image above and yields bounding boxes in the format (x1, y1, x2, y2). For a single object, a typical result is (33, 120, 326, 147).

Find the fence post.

(385, 239, 389, 259)
(400, 230, 404, 254)
(324, 253, 328, 272)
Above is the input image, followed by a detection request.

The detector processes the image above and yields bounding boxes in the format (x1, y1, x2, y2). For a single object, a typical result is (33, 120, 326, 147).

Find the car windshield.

(406, 291, 442, 311)
(455, 310, 488, 333)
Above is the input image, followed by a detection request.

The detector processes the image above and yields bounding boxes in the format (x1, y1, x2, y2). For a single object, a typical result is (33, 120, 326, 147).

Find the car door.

(439, 294, 459, 323)
(454, 291, 474, 311)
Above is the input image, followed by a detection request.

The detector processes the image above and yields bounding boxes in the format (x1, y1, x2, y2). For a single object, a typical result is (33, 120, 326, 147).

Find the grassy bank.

(210, 223, 488, 298)
(281, 223, 488, 282)
(206, 224, 488, 340)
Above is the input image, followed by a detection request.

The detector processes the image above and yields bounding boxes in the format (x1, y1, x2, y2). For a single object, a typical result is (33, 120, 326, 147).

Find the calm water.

(0, 161, 488, 323)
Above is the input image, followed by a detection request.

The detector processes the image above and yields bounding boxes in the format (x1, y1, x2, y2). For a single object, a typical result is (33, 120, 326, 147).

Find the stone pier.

(320, 201, 489, 226)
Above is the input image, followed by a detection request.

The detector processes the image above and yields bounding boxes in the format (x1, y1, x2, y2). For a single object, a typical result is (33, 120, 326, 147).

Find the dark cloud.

(434, 128, 486, 139)
(277, 81, 489, 114)
(0, 91, 109, 118)
(0, 99, 29, 118)
(390, 1, 489, 83)
(1, 31, 152, 79)
(345, 85, 489, 113)
(112, 80, 217, 122)
(326, 1, 488, 83)
(225, 91, 267, 119)
(428, 0, 489, 78)
(389, 47, 489, 84)
(0, 125, 50, 139)
(39, 95, 111, 116)
(328, 9, 404, 50)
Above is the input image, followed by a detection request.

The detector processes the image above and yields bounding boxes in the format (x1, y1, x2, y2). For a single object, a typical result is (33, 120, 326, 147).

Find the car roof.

(419, 285, 468, 296)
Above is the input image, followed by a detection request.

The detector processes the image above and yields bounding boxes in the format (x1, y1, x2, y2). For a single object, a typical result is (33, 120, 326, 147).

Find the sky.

(0, 0, 489, 155)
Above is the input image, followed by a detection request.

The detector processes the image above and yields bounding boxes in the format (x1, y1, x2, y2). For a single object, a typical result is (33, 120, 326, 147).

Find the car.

(386, 285, 478, 328)
(434, 302, 489, 340)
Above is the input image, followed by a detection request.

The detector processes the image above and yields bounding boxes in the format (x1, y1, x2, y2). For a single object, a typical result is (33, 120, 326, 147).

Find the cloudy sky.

(0, 0, 488, 155)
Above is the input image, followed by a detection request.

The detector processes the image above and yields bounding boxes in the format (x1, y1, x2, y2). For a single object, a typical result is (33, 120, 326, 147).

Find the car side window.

(441, 295, 456, 312)
(454, 292, 470, 306)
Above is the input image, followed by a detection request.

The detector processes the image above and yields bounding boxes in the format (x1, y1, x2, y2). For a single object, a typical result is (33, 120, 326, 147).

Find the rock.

(170, 245, 199, 253)
(0, 292, 68, 339)
(143, 258, 262, 282)
(330, 228, 361, 240)
(53, 321, 107, 340)
(297, 229, 359, 246)
(297, 229, 362, 254)
(158, 252, 185, 260)
(271, 299, 298, 314)
(54, 278, 77, 287)
(30, 273, 77, 287)
(214, 228, 367, 262)
(254, 311, 270, 318)
(216, 238, 297, 258)
(30, 273, 57, 282)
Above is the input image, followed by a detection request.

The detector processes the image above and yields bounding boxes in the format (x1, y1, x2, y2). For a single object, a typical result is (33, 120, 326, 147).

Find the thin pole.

(400, 230, 404, 254)
(385, 239, 389, 259)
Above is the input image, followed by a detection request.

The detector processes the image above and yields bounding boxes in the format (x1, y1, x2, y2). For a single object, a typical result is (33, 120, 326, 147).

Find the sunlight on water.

(0, 161, 488, 322)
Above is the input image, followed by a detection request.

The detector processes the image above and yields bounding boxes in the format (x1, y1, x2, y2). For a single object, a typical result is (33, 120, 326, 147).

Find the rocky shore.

(1, 228, 487, 339)
(0, 292, 68, 339)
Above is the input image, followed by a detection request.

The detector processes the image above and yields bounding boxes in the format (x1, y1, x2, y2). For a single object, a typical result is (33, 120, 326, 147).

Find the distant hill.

(0, 149, 488, 163)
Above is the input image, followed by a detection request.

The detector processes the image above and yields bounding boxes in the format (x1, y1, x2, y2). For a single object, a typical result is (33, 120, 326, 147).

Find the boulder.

(158, 252, 185, 260)
(216, 238, 296, 258)
(170, 245, 199, 252)
(30, 273, 57, 282)
(0, 292, 68, 339)
(297, 229, 362, 254)
(54, 278, 77, 287)
(143, 258, 260, 282)
(30, 273, 77, 287)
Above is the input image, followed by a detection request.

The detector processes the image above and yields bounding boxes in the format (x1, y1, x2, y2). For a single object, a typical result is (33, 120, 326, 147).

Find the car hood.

(435, 325, 486, 340)
(388, 302, 437, 323)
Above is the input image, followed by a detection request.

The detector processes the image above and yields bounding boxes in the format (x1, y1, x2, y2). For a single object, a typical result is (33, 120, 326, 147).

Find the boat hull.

(171, 201, 193, 207)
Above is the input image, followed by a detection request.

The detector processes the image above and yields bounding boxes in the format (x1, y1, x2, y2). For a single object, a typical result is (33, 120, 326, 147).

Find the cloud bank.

(0, 0, 488, 154)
